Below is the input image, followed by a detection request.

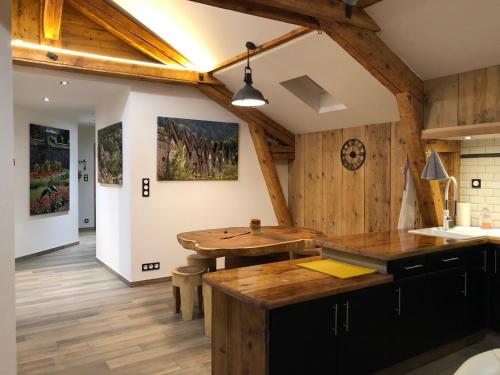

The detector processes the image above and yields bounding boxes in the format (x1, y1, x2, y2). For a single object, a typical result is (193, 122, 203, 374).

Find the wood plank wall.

(289, 122, 413, 236)
(424, 65, 500, 129)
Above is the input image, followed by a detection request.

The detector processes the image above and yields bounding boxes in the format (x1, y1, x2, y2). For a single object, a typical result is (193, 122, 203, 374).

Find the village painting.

(98, 122, 123, 185)
(157, 117, 239, 181)
(30, 124, 70, 216)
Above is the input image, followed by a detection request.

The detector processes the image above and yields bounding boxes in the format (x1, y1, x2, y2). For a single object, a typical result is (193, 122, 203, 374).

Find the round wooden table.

(177, 226, 323, 268)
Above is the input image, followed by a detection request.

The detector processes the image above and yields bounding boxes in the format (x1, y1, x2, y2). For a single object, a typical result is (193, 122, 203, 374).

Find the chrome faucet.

(443, 176, 458, 230)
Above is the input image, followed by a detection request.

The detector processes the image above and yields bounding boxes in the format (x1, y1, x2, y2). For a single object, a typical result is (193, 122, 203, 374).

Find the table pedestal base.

(224, 253, 290, 269)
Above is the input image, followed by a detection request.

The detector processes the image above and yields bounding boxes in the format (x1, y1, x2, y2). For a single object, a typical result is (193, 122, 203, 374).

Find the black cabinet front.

(491, 246, 500, 331)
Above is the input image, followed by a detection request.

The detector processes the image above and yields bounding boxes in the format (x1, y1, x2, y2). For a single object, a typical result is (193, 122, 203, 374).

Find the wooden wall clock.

(341, 139, 365, 171)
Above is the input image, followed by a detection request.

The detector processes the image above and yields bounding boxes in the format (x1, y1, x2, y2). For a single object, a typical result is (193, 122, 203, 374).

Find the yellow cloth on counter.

(297, 259, 377, 279)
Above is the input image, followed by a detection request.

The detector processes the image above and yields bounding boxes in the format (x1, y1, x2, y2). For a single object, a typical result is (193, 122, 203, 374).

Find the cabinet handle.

(442, 257, 460, 263)
(344, 301, 349, 333)
(331, 304, 338, 336)
(403, 264, 423, 270)
(395, 287, 402, 316)
(496, 251, 498, 275)
(461, 272, 467, 297)
(481, 250, 487, 273)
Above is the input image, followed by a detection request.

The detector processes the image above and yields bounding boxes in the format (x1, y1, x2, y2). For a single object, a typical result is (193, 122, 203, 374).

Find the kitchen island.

(204, 230, 500, 375)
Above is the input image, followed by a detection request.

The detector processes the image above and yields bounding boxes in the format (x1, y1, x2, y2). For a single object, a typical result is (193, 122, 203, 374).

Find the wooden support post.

(248, 122, 293, 226)
(396, 92, 443, 227)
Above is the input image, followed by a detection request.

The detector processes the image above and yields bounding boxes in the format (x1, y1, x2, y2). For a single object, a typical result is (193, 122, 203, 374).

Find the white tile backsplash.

(460, 138, 500, 228)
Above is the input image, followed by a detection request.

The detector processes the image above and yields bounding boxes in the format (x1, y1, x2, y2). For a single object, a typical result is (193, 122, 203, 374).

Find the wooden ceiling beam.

(188, 0, 319, 28)
(211, 26, 311, 73)
(41, 0, 64, 40)
(198, 83, 295, 146)
(12, 45, 220, 86)
(67, 0, 191, 68)
(356, 0, 383, 8)
(322, 21, 423, 102)
(248, 0, 380, 31)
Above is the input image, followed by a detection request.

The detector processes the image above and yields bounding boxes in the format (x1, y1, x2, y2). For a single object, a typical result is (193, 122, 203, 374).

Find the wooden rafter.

(356, 0, 384, 8)
(41, 0, 64, 40)
(197, 84, 295, 146)
(12, 45, 220, 86)
(211, 26, 311, 73)
(188, 0, 318, 28)
(67, 0, 191, 68)
(247, 0, 380, 31)
(248, 123, 293, 226)
(396, 92, 442, 227)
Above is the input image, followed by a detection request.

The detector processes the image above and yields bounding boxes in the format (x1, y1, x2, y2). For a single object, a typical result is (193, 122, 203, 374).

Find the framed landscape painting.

(157, 117, 239, 181)
(98, 122, 123, 185)
(30, 124, 70, 216)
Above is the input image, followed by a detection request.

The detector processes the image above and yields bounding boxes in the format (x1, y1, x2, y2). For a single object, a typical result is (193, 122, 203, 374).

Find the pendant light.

(231, 42, 269, 107)
(421, 150, 449, 180)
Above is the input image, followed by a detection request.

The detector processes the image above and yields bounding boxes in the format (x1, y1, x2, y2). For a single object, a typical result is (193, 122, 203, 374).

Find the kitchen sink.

(408, 226, 500, 240)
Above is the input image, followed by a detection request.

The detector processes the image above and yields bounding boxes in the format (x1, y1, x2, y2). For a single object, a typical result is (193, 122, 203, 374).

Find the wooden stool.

(172, 266, 204, 321)
(187, 253, 217, 272)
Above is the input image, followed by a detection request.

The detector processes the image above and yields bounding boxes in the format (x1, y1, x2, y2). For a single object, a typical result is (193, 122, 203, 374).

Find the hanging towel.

(398, 156, 417, 229)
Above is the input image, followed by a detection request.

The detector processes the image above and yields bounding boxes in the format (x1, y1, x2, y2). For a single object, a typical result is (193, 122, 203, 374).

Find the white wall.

(95, 89, 132, 280)
(14, 106, 79, 258)
(78, 125, 95, 228)
(460, 137, 500, 227)
(127, 84, 287, 282)
(95, 82, 287, 282)
(0, 0, 17, 372)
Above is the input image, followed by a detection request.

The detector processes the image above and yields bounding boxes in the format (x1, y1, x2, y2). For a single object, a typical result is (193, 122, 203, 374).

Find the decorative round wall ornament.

(341, 138, 365, 171)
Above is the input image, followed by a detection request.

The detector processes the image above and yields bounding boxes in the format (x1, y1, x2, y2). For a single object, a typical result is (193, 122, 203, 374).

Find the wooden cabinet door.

(427, 266, 467, 347)
(269, 296, 338, 375)
(393, 275, 429, 363)
(338, 284, 397, 375)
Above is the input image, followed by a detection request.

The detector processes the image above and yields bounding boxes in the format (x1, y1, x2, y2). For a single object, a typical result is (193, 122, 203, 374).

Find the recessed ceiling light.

(42, 97, 50, 102)
(463, 136, 472, 140)
(60, 81, 69, 86)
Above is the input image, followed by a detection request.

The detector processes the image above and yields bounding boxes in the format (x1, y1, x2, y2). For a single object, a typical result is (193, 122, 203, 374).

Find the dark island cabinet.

(491, 246, 500, 331)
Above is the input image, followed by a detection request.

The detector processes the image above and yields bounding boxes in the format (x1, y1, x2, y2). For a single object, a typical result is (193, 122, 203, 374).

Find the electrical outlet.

(84, 218, 89, 223)
(472, 179, 481, 189)
(142, 262, 160, 272)
(84, 174, 88, 181)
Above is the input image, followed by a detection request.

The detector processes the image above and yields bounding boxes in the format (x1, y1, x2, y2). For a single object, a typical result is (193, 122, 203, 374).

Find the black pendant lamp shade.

(231, 42, 269, 107)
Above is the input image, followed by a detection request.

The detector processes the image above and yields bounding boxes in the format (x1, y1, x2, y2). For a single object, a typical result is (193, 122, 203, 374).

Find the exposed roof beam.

(198, 83, 295, 146)
(211, 26, 311, 73)
(356, 0, 384, 8)
(188, 0, 319, 28)
(67, 0, 192, 68)
(322, 21, 423, 101)
(248, 0, 380, 31)
(12, 45, 220, 86)
(41, 0, 65, 40)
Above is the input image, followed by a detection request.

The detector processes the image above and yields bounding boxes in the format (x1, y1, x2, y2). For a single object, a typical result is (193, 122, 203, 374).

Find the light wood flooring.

(16, 231, 211, 375)
(15, 231, 500, 375)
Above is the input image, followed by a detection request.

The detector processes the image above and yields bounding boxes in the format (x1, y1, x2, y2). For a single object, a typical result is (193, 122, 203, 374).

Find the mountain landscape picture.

(157, 117, 239, 181)
(29, 124, 70, 215)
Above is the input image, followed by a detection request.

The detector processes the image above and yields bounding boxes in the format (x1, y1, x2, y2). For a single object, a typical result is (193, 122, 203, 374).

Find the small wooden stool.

(187, 253, 217, 272)
(172, 266, 204, 321)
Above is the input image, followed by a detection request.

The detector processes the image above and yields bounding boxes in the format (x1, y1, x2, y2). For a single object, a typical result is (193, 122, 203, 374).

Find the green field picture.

(30, 124, 70, 216)
(98, 122, 123, 185)
(157, 117, 239, 181)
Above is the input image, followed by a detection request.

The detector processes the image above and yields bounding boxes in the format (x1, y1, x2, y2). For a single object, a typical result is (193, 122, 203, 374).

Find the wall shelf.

(421, 122, 500, 140)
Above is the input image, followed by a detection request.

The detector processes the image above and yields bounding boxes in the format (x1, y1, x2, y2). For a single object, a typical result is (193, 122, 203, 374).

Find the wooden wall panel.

(288, 135, 305, 227)
(304, 132, 323, 230)
(322, 130, 343, 235)
(341, 126, 366, 235)
(364, 123, 391, 232)
(424, 75, 458, 129)
(289, 122, 425, 236)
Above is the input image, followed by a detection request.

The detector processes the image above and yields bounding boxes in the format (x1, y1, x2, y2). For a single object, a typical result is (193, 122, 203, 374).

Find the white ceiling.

(215, 32, 399, 134)
(111, 0, 297, 72)
(13, 66, 128, 124)
(367, 0, 500, 79)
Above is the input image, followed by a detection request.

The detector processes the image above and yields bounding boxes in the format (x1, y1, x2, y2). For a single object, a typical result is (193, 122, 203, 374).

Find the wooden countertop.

(314, 230, 490, 261)
(177, 226, 322, 257)
(203, 257, 392, 309)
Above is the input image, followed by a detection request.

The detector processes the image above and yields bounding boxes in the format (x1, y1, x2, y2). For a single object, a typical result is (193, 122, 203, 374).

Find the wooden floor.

(15, 231, 500, 375)
(16, 231, 211, 375)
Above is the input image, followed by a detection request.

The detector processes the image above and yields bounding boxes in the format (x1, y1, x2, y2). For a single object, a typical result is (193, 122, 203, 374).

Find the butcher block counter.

(206, 229, 500, 375)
